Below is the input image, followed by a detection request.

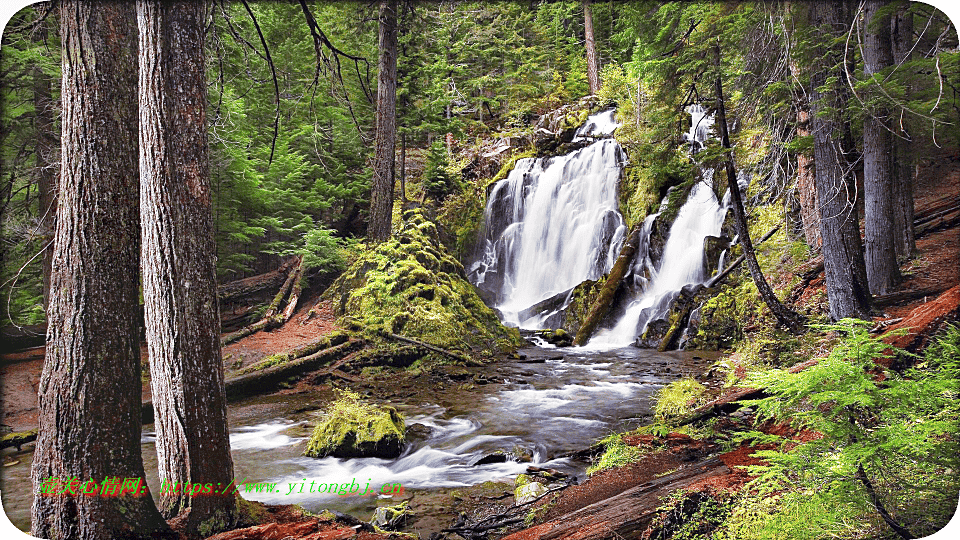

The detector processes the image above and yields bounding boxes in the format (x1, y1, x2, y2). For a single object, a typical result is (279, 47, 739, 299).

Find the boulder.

(304, 390, 405, 459)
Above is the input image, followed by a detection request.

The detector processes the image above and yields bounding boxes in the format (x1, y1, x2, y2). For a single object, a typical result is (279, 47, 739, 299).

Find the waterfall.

(587, 104, 728, 348)
(588, 177, 729, 347)
(469, 110, 626, 328)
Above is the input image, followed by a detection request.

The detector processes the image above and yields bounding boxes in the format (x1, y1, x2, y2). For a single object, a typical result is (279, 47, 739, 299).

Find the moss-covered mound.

(304, 390, 405, 459)
(324, 209, 523, 357)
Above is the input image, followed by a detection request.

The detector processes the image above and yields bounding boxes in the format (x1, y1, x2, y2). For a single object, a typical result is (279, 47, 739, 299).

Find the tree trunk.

(583, 0, 600, 95)
(138, 0, 237, 531)
(399, 131, 407, 203)
(368, 0, 399, 242)
(862, 0, 901, 295)
(808, 0, 872, 320)
(31, 2, 174, 538)
(787, 31, 821, 251)
(891, 4, 915, 257)
(714, 60, 805, 333)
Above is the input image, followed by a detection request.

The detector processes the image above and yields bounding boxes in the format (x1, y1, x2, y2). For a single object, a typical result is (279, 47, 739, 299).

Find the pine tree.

(138, 0, 237, 532)
(862, 0, 901, 295)
(807, 0, 871, 320)
(31, 2, 174, 538)
(369, 0, 399, 242)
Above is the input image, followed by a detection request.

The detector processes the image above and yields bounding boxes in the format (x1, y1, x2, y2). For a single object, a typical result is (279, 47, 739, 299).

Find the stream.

(2, 345, 714, 533)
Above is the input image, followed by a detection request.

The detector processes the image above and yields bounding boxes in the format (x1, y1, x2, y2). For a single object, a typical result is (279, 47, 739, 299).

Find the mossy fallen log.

(574, 223, 645, 346)
(1, 429, 37, 451)
(225, 339, 363, 400)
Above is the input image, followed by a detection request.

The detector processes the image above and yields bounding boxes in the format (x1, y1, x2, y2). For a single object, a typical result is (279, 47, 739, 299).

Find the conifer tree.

(138, 0, 237, 532)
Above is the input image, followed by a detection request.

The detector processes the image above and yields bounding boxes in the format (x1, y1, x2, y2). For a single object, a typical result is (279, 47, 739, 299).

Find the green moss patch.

(304, 389, 405, 459)
(323, 209, 523, 357)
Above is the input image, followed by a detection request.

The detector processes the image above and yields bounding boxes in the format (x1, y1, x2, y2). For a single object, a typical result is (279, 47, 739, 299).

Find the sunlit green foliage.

(738, 321, 960, 537)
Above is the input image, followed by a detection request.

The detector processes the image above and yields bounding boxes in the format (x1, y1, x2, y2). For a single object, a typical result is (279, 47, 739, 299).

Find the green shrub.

(739, 320, 960, 538)
(654, 378, 707, 422)
(586, 433, 645, 475)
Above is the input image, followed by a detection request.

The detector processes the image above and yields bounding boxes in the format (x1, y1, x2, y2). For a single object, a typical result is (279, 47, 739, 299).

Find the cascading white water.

(469, 110, 626, 328)
(588, 177, 729, 347)
(587, 104, 729, 348)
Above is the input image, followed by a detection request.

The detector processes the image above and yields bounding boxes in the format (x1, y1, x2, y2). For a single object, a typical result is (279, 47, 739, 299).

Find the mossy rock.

(322, 209, 524, 356)
(304, 390, 405, 459)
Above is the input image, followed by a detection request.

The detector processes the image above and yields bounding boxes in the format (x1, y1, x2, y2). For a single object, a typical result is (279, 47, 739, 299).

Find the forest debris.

(882, 285, 960, 352)
(221, 256, 304, 346)
(0, 429, 37, 451)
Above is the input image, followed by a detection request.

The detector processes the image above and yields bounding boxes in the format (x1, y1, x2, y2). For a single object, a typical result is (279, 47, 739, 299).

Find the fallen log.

(915, 208, 960, 238)
(379, 330, 471, 363)
(238, 332, 350, 374)
(873, 285, 951, 308)
(574, 223, 646, 346)
(225, 338, 363, 400)
(279, 257, 305, 324)
(502, 457, 729, 540)
(142, 339, 364, 422)
(221, 255, 303, 346)
(1, 429, 37, 451)
(217, 256, 297, 305)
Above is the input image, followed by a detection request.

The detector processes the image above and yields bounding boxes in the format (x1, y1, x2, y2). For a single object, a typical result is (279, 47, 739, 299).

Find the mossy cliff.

(323, 209, 524, 358)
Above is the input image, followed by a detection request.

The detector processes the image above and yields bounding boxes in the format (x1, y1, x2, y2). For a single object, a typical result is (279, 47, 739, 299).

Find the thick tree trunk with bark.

(808, 0, 872, 320)
(138, 0, 237, 531)
(891, 4, 915, 257)
(714, 64, 805, 333)
(31, 2, 174, 538)
(862, 0, 901, 295)
(583, 0, 600, 95)
(368, 0, 399, 242)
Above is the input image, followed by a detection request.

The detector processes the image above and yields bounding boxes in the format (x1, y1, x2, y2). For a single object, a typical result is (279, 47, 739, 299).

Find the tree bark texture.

(583, 0, 600, 95)
(890, 4, 915, 257)
(795, 98, 821, 250)
(862, 0, 901, 295)
(714, 64, 805, 333)
(808, 0, 872, 320)
(31, 2, 174, 538)
(137, 0, 237, 529)
(368, 0, 399, 242)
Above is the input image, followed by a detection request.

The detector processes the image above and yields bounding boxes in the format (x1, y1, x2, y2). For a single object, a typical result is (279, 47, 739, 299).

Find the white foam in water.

(230, 420, 304, 450)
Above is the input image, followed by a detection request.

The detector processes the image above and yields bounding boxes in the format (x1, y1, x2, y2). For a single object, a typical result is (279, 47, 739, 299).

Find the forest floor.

(1, 152, 958, 539)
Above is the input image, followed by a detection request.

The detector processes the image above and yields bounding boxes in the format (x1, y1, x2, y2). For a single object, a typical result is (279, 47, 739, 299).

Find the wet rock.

(370, 501, 410, 530)
(514, 476, 547, 505)
(405, 423, 434, 442)
(637, 319, 670, 348)
(304, 390, 405, 459)
(473, 451, 509, 466)
(535, 328, 573, 347)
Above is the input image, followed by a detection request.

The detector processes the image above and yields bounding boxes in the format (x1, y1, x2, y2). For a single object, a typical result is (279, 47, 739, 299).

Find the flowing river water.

(1, 345, 716, 533)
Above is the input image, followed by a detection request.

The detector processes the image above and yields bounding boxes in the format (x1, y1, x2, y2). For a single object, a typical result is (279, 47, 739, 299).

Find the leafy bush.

(739, 320, 960, 538)
(654, 378, 707, 422)
(587, 433, 645, 475)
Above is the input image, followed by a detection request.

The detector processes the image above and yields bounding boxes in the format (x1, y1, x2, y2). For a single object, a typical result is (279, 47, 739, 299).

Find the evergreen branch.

(240, 0, 280, 168)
